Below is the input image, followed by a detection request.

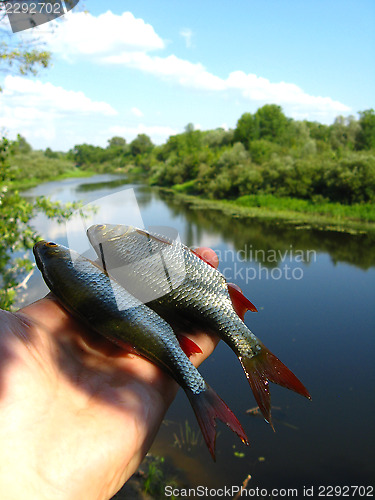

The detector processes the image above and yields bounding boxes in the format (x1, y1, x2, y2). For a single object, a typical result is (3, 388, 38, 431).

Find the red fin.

(228, 282, 258, 319)
(186, 384, 249, 460)
(177, 334, 203, 357)
(240, 344, 311, 428)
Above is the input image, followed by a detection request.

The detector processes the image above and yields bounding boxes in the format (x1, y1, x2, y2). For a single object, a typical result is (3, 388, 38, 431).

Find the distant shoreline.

(156, 187, 375, 235)
(12, 167, 375, 235)
(10, 168, 96, 192)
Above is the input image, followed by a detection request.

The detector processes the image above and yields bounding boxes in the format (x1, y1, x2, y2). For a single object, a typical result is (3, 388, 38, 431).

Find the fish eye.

(97, 224, 106, 229)
(46, 241, 58, 247)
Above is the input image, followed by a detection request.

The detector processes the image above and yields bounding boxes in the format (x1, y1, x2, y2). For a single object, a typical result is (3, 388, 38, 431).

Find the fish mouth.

(33, 240, 58, 271)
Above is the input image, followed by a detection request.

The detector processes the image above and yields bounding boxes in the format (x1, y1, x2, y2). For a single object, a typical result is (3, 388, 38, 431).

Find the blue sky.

(1, 0, 374, 150)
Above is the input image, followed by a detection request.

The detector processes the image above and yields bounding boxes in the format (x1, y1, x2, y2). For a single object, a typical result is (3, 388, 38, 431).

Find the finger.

(194, 247, 219, 269)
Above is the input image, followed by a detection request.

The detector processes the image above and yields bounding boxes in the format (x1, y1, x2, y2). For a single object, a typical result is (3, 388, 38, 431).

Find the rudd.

(33, 240, 248, 459)
(87, 224, 311, 428)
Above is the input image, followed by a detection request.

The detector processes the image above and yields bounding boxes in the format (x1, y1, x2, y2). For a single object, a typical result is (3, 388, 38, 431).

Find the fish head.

(33, 240, 66, 270)
(33, 240, 111, 305)
(87, 224, 136, 247)
(33, 240, 82, 274)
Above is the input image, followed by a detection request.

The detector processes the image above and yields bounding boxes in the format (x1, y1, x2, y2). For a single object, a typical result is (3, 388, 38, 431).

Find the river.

(21, 174, 375, 497)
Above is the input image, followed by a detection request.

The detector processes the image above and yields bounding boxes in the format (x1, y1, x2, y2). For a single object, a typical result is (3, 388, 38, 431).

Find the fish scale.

(33, 240, 248, 459)
(88, 224, 311, 428)
(95, 227, 260, 358)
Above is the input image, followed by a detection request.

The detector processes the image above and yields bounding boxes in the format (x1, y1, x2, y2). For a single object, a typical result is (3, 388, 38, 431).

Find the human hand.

(0, 248, 220, 500)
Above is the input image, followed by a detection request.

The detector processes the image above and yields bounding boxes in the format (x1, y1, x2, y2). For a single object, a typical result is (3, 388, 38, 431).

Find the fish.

(33, 240, 248, 459)
(87, 224, 311, 427)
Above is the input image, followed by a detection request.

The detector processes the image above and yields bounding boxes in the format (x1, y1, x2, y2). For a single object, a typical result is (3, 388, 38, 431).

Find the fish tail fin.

(240, 344, 311, 428)
(186, 384, 249, 460)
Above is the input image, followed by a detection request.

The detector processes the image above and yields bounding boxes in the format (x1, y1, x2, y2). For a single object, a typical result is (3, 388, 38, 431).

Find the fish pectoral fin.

(240, 344, 311, 429)
(186, 384, 249, 461)
(227, 283, 258, 319)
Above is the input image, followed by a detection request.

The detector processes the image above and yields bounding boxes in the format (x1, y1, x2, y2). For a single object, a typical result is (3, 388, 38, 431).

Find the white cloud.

(30, 10, 350, 122)
(225, 71, 350, 119)
(104, 51, 350, 120)
(108, 124, 178, 144)
(1, 9, 353, 150)
(0, 75, 117, 145)
(35, 10, 165, 58)
(180, 28, 193, 48)
(2, 75, 117, 115)
(104, 52, 226, 91)
(131, 107, 144, 117)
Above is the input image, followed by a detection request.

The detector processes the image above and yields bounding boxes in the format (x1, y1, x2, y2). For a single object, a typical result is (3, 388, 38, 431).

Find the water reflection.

(76, 177, 131, 192)
(158, 191, 375, 269)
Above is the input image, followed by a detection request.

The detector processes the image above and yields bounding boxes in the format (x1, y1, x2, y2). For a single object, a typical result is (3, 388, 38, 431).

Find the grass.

(6, 151, 96, 190)
(173, 419, 203, 452)
(235, 193, 375, 222)
(165, 188, 375, 234)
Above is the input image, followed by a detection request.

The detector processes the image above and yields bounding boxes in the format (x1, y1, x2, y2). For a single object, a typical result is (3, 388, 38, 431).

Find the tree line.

(4, 106, 375, 206)
(67, 105, 375, 205)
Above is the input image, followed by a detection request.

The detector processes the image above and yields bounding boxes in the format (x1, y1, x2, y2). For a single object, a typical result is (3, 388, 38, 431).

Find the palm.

(0, 248, 219, 500)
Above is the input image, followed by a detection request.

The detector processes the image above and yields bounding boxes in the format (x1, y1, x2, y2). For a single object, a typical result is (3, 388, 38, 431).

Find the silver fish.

(87, 224, 311, 427)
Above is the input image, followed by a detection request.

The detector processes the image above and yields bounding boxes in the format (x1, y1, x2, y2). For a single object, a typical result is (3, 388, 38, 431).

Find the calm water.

(22, 175, 375, 496)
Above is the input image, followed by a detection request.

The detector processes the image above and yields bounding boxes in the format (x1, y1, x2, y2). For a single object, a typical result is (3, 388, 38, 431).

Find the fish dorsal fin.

(177, 334, 203, 357)
(227, 283, 258, 320)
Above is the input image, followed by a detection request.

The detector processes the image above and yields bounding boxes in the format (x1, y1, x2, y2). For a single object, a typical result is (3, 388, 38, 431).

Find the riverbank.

(9, 155, 375, 235)
(159, 187, 375, 235)
(4, 148, 100, 192)
(7, 167, 96, 191)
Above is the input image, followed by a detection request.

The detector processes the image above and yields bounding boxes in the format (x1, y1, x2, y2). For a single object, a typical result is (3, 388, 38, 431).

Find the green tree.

(255, 104, 289, 142)
(107, 136, 127, 149)
(69, 143, 104, 166)
(130, 134, 154, 156)
(44, 147, 59, 159)
(330, 115, 360, 150)
(10, 133, 32, 154)
(0, 11, 50, 82)
(202, 128, 234, 148)
(305, 121, 330, 142)
(234, 112, 258, 146)
(248, 139, 278, 164)
(356, 109, 375, 150)
(184, 123, 202, 154)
